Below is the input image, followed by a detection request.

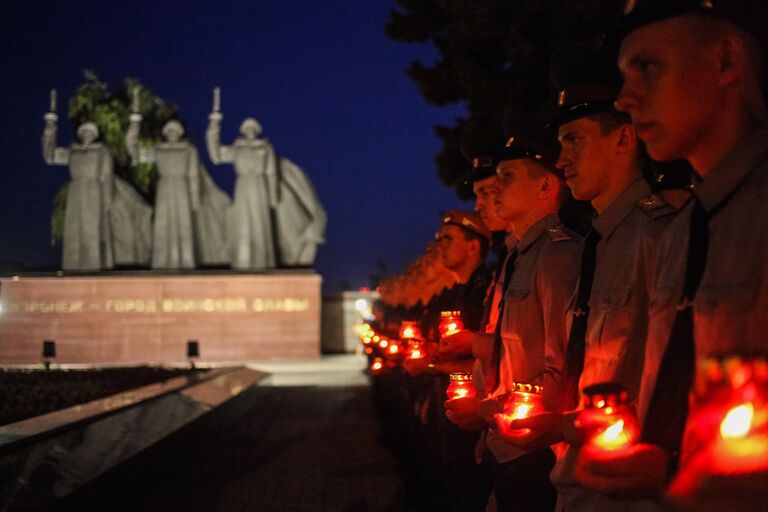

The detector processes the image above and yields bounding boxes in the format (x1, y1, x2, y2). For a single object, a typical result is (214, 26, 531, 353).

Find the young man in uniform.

(573, 0, 768, 503)
(499, 45, 682, 511)
(471, 112, 582, 510)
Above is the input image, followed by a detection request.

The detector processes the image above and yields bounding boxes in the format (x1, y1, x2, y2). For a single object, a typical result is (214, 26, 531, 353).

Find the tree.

(51, 70, 180, 243)
(385, 0, 623, 199)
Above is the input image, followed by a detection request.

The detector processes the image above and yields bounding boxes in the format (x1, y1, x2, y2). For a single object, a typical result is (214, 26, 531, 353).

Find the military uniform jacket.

(638, 122, 768, 451)
(486, 214, 581, 463)
(552, 178, 680, 512)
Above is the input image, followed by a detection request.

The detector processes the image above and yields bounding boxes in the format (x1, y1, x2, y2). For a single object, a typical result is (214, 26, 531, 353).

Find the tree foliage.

(386, 0, 623, 199)
(51, 70, 180, 243)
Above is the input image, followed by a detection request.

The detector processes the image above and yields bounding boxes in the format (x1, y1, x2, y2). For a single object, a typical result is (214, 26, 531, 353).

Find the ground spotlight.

(187, 340, 200, 368)
(42, 339, 56, 371)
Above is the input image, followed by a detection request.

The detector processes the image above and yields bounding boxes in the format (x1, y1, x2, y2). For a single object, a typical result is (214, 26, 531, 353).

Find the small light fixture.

(187, 340, 200, 368)
(42, 340, 56, 371)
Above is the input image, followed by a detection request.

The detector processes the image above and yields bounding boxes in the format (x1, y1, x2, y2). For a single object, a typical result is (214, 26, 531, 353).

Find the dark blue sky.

(0, 1, 468, 291)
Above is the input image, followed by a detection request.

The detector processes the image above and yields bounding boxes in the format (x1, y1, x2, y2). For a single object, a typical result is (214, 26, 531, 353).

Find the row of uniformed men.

(373, 1, 768, 511)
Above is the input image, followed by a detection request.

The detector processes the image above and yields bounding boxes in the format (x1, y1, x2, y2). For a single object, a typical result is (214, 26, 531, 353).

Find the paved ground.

(54, 355, 406, 512)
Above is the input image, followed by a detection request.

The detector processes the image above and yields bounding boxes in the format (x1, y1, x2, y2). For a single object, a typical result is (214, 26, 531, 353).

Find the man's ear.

(538, 172, 557, 199)
(717, 34, 750, 87)
(467, 237, 481, 258)
(615, 124, 637, 155)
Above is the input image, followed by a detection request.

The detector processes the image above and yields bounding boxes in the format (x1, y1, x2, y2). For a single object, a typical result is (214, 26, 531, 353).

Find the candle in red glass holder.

(438, 311, 465, 338)
(370, 357, 384, 374)
(447, 373, 476, 400)
(399, 321, 422, 341)
(406, 340, 426, 360)
(575, 382, 639, 452)
(494, 383, 545, 436)
(689, 354, 768, 474)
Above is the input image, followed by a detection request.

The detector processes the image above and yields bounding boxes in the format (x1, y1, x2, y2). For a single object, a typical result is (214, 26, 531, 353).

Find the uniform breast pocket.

(589, 286, 632, 353)
(501, 287, 531, 339)
(696, 283, 757, 315)
(650, 285, 677, 312)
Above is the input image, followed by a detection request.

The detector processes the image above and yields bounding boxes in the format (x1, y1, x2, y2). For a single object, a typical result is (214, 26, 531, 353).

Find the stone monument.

(275, 157, 326, 266)
(206, 88, 278, 270)
(126, 89, 229, 269)
(42, 90, 152, 270)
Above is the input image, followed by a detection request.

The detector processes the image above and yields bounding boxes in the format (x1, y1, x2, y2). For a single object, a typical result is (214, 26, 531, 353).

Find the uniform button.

(547, 226, 559, 233)
(642, 198, 656, 206)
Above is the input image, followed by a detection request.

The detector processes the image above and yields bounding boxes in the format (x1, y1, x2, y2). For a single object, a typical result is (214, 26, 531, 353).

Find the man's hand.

(433, 359, 474, 375)
(478, 395, 506, 424)
(445, 396, 485, 430)
(402, 357, 433, 377)
(439, 330, 474, 360)
(573, 443, 670, 499)
(497, 412, 566, 450)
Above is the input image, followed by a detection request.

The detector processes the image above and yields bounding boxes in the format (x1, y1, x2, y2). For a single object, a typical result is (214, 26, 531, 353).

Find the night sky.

(0, 1, 467, 291)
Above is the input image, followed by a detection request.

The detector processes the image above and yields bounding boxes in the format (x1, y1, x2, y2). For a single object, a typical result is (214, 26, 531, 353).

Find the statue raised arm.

(125, 112, 156, 165)
(41, 94, 114, 270)
(41, 112, 70, 166)
(204, 88, 278, 269)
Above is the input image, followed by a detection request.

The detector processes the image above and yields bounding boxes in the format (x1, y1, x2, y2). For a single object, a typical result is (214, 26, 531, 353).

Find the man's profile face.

(616, 16, 721, 161)
(436, 224, 471, 270)
(494, 158, 542, 223)
(473, 176, 506, 231)
(557, 117, 618, 202)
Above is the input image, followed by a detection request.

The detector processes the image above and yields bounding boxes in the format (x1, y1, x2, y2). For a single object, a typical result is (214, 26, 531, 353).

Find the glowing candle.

(399, 321, 421, 341)
(712, 401, 768, 472)
(447, 373, 476, 400)
(438, 311, 465, 338)
(406, 340, 425, 360)
(495, 383, 544, 436)
(370, 357, 384, 374)
(575, 382, 639, 452)
(685, 355, 768, 475)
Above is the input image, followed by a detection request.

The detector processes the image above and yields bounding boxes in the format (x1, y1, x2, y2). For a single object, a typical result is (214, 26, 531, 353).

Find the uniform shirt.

(638, 122, 768, 451)
(551, 179, 680, 512)
(486, 214, 581, 463)
(473, 234, 517, 397)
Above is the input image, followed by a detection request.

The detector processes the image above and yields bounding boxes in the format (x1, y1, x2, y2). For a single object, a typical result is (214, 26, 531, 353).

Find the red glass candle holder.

(370, 357, 385, 374)
(438, 311, 465, 338)
(447, 373, 476, 400)
(575, 382, 639, 452)
(406, 340, 426, 360)
(399, 321, 422, 341)
(687, 354, 768, 474)
(494, 383, 545, 436)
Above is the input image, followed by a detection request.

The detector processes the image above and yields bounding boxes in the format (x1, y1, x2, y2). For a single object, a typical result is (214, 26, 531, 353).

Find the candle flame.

(721, 403, 753, 439)
(403, 327, 414, 338)
(410, 350, 422, 358)
(603, 420, 624, 441)
(371, 360, 383, 371)
(379, 340, 389, 348)
(513, 403, 531, 420)
(389, 344, 399, 354)
(454, 388, 470, 399)
(592, 420, 631, 450)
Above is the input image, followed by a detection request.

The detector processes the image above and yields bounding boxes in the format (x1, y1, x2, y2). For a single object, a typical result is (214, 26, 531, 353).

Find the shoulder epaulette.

(637, 190, 691, 218)
(545, 224, 572, 242)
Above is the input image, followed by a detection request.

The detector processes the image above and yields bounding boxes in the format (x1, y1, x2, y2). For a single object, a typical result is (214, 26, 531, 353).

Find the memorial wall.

(0, 272, 321, 365)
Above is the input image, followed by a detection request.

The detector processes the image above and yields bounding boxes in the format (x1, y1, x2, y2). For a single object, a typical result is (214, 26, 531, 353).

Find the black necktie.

(641, 199, 708, 462)
(480, 247, 508, 330)
(555, 228, 602, 412)
(487, 250, 517, 394)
